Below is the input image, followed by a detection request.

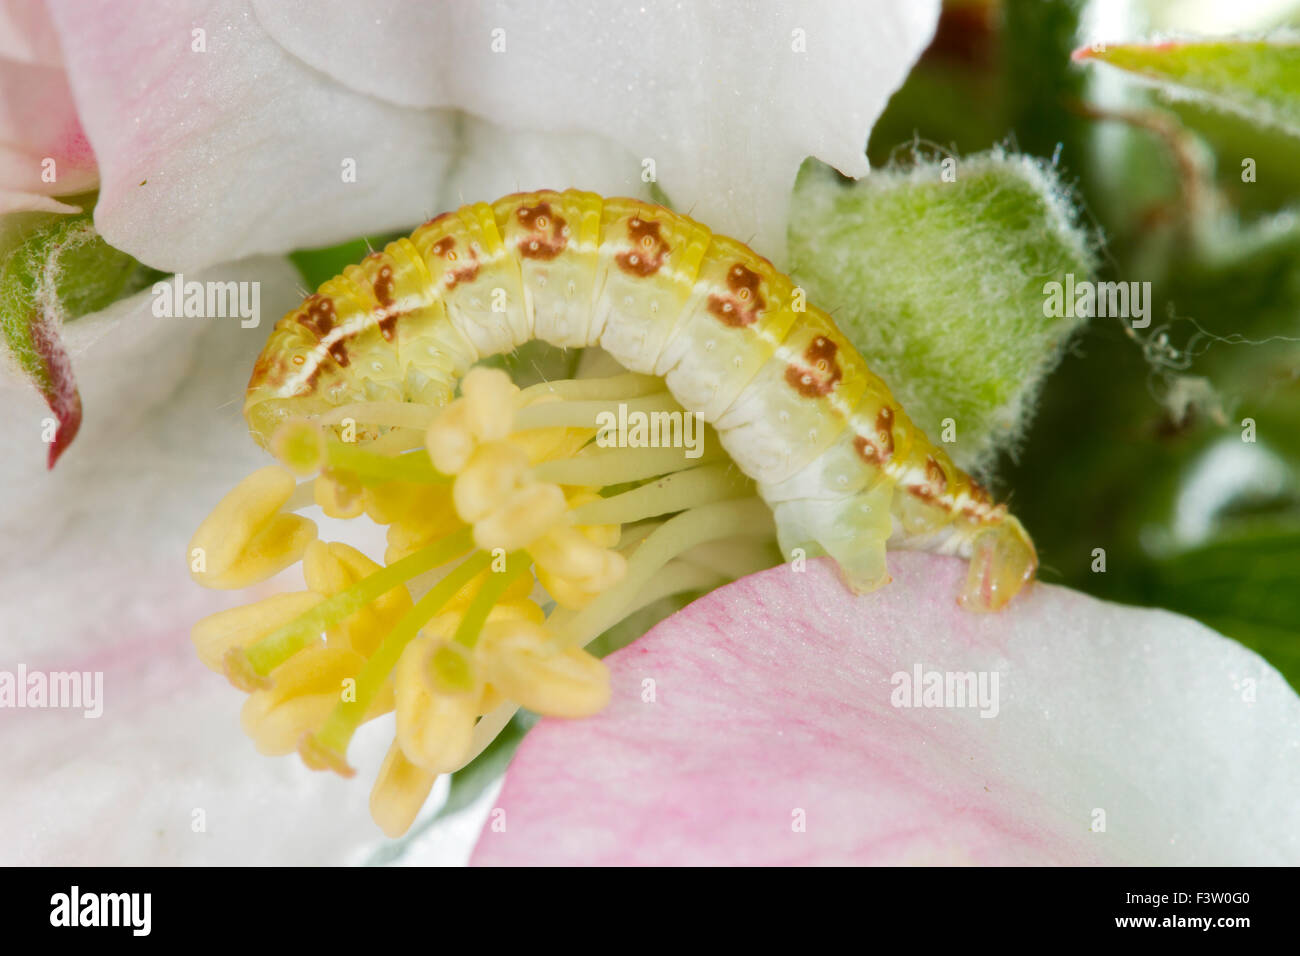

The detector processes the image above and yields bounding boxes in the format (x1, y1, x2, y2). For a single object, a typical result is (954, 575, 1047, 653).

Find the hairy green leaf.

(788, 149, 1097, 475)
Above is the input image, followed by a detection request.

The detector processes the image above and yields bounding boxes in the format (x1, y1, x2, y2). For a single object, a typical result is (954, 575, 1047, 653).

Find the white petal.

(48, 0, 938, 272)
(0, 258, 392, 864)
(254, 0, 941, 260)
(45, 0, 459, 273)
(0, 189, 82, 215)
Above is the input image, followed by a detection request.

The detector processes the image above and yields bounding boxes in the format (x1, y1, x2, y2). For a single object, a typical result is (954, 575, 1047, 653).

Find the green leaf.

(787, 149, 1097, 474)
(0, 206, 149, 467)
(1076, 38, 1300, 138)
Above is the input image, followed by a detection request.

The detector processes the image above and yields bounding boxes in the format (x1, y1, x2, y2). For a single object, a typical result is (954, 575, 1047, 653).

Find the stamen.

(511, 391, 680, 431)
(194, 356, 798, 834)
(568, 462, 750, 526)
(273, 419, 446, 484)
(451, 551, 530, 648)
(299, 549, 494, 775)
(533, 439, 725, 487)
(370, 740, 438, 839)
(189, 466, 318, 590)
(241, 645, 376, 757)
(549, 497, 775, 648)
(518, 372, 662, 403)
(191, 591, 324, 672)
(227, 526, 474, 686)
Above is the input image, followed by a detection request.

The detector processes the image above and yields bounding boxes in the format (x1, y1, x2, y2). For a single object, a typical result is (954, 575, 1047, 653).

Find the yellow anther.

(370, 740, 438, 838)
(314, 471, 365, 519)
(303, 541, 413, 656)
(453, 440, 530, 523)
(530, 525, 618, 580)
(537, 544, 627, 610)
(241, 646, 373, 756)
(191, 591, 324, 672)
(299, 732, 358, 778)
(271, 419, 326, 475)
(394, 636, 480, 772)
(384, 484, 462, 563)
(189, 465, 318, 590)
(460, 366, 519, 441)
(473, 482, 568, 552)
(479, 620, 610, 718)
(566, 494, 622, 549)
(477, 683, 507, 715)
(363, 480, 426, 525)
(536, 558, 621, 610)
(425, 400, 476, 475)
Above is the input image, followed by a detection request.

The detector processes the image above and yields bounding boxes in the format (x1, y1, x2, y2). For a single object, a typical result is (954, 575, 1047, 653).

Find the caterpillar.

(244, 189, 1036, 611)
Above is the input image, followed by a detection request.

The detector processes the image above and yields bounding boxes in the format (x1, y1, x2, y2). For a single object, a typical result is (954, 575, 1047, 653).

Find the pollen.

(189, 365, 777, 835)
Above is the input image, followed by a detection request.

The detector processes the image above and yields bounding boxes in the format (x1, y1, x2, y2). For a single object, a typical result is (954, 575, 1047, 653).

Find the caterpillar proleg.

(245, 189, 1037, 611)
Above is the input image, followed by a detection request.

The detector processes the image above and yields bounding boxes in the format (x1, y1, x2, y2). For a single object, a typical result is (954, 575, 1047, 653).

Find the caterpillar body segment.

(490, 190, 603, 349)
(246, 189, 1037, 611)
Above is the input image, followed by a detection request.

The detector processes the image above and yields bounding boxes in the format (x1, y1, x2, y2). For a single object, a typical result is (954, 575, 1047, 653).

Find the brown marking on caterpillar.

(853, 406, 896, 464)
(430, 237, 480, 289)
(707, 263, 765, 328)
(784, 335, 842, 398)
(516, 202, 569, 260)
(616, 216, 669, 276)
(297, 295, 350, 367)
(908, 455, 950, 507)
(960, 479, 1006, 522)
(371, 264, 406, 342)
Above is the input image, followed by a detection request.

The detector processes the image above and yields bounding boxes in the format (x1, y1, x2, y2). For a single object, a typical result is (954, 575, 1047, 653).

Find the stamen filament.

(453, 552, 531, 648)
(534, 439, 725, 487)
(549, 497, 774, 649)
(622, 560, 730, 615)
(511, 392, 679, 431)
(323, 440, 446, 484)
(304, 549, 493, 770)
(569, 462, 750, 526)
(518, 372, 662, 404)
(235, 527, 475, 681)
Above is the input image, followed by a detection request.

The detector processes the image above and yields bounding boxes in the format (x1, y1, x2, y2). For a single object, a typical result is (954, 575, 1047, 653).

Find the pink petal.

(473, 556, 1300, 865)
(0, 58, 97, 198)
(0, 0, 64, 66)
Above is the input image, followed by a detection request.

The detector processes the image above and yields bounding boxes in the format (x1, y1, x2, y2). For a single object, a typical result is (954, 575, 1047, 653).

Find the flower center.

(188, 365, 777, 836)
